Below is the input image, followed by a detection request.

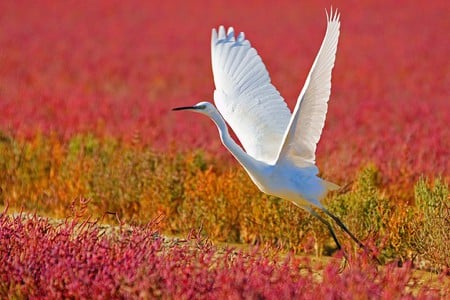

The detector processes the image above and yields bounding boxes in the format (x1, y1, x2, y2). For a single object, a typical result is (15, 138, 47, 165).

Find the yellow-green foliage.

(181, 167, 312, 249)
(0, 134, 448, 268)
(408, 178, 449, 270)
(326, 165, 420, 262)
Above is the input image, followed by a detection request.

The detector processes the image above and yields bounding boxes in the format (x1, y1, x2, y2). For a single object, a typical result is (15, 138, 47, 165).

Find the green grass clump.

(407, 178, 449, 270)
(326, 165, 399, 260)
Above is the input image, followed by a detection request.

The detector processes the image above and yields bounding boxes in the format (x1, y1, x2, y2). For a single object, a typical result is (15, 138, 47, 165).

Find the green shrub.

(326, 164, 413, 262)
(408, 178, 449, 270)
(328, 166, 388, 236)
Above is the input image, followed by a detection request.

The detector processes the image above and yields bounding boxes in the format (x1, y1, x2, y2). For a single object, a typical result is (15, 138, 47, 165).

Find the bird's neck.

(210, 111, 262, 173)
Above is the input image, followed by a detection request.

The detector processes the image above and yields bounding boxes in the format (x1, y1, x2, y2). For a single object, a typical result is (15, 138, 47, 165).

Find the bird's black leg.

(321, 208, 381, 265)
(305, 207, 342, 250)
(321, 208, 365, 249)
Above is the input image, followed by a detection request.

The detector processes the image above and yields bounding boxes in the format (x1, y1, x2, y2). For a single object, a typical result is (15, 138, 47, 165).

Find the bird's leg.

(305, 207, 341, 250)
(321, 208, 382, 265)
(321, 208, 365, 248)
(305, 207, 348, 270)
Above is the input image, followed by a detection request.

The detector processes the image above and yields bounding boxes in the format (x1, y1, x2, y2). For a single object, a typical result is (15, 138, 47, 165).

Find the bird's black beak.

(172, 106, 197, 111)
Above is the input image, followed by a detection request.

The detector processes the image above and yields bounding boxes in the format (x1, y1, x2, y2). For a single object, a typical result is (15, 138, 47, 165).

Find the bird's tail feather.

(316, 179, 340, 202)
(323, 179, 340, 191)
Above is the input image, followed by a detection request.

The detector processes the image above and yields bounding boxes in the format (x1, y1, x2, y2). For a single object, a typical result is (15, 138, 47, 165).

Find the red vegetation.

(0, 1, 448, 185)
(1, 212, 445, 298)
(0, 2, 448, 296)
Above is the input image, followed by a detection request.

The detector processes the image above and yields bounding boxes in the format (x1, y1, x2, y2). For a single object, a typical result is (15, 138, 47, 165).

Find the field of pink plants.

(0, 0, 449, 298)
(1, 0, 448, 184)
(1, 212, 446, 298)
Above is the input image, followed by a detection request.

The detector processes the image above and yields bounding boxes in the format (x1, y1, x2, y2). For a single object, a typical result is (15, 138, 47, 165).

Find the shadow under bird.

(174, 9, 370, 255)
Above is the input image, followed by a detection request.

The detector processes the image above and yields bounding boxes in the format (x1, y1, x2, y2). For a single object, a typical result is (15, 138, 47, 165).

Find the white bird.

(174, 9, 365, 252)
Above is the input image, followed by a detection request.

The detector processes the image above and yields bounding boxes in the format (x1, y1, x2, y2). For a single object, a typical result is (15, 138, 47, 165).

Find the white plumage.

(173, 9, 372, 254)
(277, 10, 341, 167)
(211, 26, 291, 164)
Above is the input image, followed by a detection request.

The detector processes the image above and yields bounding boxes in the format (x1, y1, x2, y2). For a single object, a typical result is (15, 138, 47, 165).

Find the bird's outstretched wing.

(211, 26, 291, 164)
(276, 9, 340, 167)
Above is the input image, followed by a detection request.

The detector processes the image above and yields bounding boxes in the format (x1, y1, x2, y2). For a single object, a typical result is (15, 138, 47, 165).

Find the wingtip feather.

(226, 27, 235, 41)
(216, 25, 224, 40)
(237, 31, 245, 42)
(326, 7, 340, 23)
(211, 28, 218, 43)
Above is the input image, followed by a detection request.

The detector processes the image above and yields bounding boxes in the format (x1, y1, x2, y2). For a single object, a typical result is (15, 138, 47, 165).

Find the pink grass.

(0, 1, 448, 184)
(0, 212, 446, 298)
(0, 3, 448, 297)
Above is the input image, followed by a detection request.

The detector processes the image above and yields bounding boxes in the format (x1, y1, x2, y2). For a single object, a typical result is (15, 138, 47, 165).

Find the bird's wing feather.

(212, 26, 291, 164)
(276, 9, 340, 167)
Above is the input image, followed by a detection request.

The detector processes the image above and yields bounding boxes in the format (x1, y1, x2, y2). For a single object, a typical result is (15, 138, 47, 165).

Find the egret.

(174, 9, 366, 253)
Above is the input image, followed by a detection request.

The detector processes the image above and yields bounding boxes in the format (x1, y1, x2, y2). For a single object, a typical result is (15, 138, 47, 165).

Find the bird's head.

(172, 101, 217, 116)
